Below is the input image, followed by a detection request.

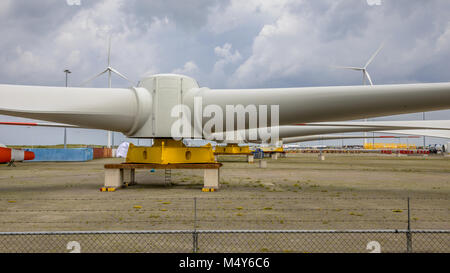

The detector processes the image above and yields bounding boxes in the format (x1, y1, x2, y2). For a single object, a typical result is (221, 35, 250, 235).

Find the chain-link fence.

(1, 197, 448, 231)
(0, 197, 448, 253)
(0, 229, 448, 253)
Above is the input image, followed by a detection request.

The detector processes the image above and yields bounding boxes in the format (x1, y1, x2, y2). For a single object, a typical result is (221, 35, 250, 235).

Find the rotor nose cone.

(0, 147, 12, 163)
(24, 151, 35, 161)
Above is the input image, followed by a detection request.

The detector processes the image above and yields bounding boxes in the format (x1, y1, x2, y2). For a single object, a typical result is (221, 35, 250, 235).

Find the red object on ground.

(0, 147, 35, 163)
(24, 151, 35, 160)
(93, 148, 113, 159)
(0, 147, 11, 163)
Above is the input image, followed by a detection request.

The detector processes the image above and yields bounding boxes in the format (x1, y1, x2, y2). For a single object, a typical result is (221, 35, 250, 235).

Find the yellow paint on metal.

(214, 143, 251, 155)
(260, 146, 284, 153)
(126, 139, 216, 164)
(100, 187, 116, 192)
(364, 143, 417, 150)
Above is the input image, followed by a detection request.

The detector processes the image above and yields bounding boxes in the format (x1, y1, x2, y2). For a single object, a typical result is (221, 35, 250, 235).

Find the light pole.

(63, 69, 71, 149)
(423, 112, 426, 149)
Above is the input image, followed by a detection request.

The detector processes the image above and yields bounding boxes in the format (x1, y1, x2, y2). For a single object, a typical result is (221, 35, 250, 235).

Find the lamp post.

(63, 69, 71, 149)
(423, 112, 426, 149)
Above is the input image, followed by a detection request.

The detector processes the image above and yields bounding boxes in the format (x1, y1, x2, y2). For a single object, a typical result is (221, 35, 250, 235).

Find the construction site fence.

(0, 229, 447, 253)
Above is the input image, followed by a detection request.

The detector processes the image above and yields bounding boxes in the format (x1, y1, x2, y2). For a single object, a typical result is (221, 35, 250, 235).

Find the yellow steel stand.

(126, 139, 216, 164)
(214, 143, 252, 155)
(261, 146, 284, 153)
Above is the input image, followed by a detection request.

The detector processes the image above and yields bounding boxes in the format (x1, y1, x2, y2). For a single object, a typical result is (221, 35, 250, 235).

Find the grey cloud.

(0, 0, 449, 146)
(122, 0, 230, 31)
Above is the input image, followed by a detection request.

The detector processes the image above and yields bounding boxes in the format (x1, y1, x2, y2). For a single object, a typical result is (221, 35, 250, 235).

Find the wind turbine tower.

(334, 43, 384, 145)
(81, 36, 134, 148)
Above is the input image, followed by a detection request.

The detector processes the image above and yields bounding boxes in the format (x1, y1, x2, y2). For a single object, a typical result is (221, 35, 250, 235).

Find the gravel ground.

(0, 153, 448, 232)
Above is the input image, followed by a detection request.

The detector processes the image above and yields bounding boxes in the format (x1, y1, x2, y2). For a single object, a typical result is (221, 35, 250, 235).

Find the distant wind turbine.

(80, 36, 135, 148)
(333, 42, 384, 86)
(333, 42, 384, 145)
(80, 36, 134, 87)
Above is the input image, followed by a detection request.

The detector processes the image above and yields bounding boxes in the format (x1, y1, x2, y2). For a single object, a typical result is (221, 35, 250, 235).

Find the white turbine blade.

(0, 84, 139, 132)
(297, 120, 450, 130)
(331, 65, 363, 71)
(365, 71, 374, 86)
(108, 35, 112, 67)
(364, 42, 385, 68)
(109, 67, 135, 85)
(378, 129, 450, 139)
(0, 121, 80, 128)
(80, 69, 108, 86)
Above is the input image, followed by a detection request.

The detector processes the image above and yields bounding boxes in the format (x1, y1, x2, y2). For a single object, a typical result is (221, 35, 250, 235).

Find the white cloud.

(210, 43, 242, 87)
(1, 0, 450, 145)
(231, 13, 311, 87)
(228, 1, 450, 88)
(172, 61, 199, 76)
(366, 0, 382, 6)
(214, 43, 242, 67)
(0, 0, 12, 17)
(206, 0, 291, 34)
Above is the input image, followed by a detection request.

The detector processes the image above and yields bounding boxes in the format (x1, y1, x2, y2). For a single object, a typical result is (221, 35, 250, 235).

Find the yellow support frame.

(261, 146, 284, 153)
(214, 143, 252, 155)
(126, 139, 216, 164)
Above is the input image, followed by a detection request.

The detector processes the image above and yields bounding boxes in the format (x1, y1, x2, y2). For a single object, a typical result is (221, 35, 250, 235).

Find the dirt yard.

(0, 153, 449, 232)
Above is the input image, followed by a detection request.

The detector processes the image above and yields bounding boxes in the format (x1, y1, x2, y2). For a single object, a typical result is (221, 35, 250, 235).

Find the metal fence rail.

(0, 229, 448, 253)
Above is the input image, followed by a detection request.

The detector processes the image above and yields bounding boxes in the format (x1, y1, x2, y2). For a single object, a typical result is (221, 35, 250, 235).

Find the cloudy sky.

(0, 0, 449, 146)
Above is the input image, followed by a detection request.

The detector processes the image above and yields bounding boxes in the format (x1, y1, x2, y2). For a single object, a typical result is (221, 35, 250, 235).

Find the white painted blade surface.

(0, 84, 138, 132)
(283, 134, 418, 144)
(301, 120, 450, 130)
(378, 130, 450, 139)
(205, 83, 450, 126)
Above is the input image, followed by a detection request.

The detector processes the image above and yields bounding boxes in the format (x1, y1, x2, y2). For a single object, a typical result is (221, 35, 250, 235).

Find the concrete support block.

(318, 154, 325, 161)
(204, 169, 220, 189)
(247, 155, 254, 163)
(105, 168, 123, 188)
(123, 169, 136, 184)
(259, 160, 267, 168)
(271, 153, 278, 160)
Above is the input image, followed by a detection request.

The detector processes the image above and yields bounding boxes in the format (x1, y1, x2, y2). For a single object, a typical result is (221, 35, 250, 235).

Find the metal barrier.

(0, 229, 448, 253)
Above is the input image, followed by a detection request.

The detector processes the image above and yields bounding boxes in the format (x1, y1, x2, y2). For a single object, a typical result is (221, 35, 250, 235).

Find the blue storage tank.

(24, 148, 93, 162)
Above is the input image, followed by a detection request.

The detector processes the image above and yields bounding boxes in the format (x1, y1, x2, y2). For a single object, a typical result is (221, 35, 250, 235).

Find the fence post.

(406, 197, 412, 253)
(193, 197, 198, 253)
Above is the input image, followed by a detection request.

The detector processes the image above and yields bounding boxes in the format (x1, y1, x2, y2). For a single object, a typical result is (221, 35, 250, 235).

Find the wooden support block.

(259, 160, 267, 168)
(104, 168, 123, 188)
(105, 163, 222, 191)
(123, 169, 136, 184)
(204, 168, 220, 189)
(247, 155, 254, 163)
